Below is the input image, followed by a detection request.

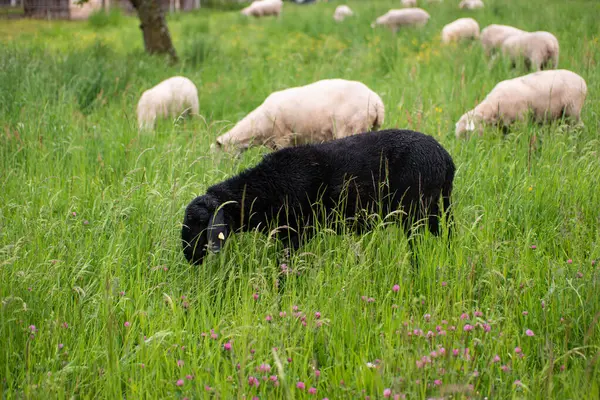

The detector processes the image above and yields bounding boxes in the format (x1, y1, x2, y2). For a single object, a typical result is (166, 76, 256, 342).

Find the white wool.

(333, 5, 353, 22)
(441, 18, 480, 43)
(455, 69, 587, 138)
(480, 24, 526, 55)
(401, 0, 417, 7)
(241, 0, 283, 17)
(501, 31, 560, 71)
(372, 8, 430, 32)
(136, 76, 199, 131)
(215, 79, 385, 151)
(459, 0, 484, 10)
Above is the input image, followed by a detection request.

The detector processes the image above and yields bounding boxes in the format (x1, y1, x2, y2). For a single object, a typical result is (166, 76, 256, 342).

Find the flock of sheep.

(132, 1, 591, 263)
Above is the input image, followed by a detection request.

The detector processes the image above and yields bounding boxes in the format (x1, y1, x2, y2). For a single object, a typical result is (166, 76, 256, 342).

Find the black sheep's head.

(181, 195, 229, 265)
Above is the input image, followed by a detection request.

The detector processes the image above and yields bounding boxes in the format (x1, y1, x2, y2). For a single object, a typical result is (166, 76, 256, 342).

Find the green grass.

(1, 0, 600, 398)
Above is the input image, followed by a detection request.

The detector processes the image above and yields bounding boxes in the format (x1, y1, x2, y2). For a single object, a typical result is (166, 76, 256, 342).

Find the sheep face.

(455, 112, 484, 138)
(182, 195, 228, 265)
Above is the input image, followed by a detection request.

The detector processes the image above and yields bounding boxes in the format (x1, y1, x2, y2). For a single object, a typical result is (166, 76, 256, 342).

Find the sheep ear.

(207, 209, 228, 253)
(467, 120, 476, 131)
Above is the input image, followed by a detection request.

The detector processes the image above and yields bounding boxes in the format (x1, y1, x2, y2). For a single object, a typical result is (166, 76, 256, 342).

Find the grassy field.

(1, 0, 600, 398)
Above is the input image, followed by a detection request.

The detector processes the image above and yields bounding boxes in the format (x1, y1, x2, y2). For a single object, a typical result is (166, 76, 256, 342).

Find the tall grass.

(1, 0, 599, 398)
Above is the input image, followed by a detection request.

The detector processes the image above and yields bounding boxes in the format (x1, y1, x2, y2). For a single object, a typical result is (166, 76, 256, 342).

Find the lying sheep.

(459, 0, 484, 9)
(501, 31, 559, 71)
(480, 24, 526, 56)
(241, 0, 282, 17)
(401, 0, 417, 7)
(372, 8, 430, 32)
(441, 18, 480, 43)
(182, 129, 456, 265)
(455, 69, 587, 138)
(136, 76, 199, 131)
(333, 5, 353, 22)
(215, 79, 385, 152)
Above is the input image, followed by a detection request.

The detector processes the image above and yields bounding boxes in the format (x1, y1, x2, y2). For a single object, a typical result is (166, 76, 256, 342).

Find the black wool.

(182, 129, 455, 264)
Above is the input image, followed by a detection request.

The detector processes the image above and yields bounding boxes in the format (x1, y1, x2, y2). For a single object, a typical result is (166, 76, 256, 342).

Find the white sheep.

(455, 69, 587, 138)
(501, 31, 559, 71)
(136, 76, 199, 131)
(333, 5, 353, 22)
(372, 8, 430, 33)
(215, 79, 385, 151)
(459, 0, 484, 10)
(401, 0, 417, 7)
(441, 18, 480, 43)
(241, 0, 283, 17)
(480, 24, 526, 56)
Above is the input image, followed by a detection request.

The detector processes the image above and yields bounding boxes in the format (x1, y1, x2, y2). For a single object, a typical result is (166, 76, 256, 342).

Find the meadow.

(1, 0, 600, 398)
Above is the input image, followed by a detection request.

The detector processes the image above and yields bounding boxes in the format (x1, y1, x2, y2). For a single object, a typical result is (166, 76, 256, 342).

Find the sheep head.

(455, 111, 484, 138)
(182, 195, 229, 265)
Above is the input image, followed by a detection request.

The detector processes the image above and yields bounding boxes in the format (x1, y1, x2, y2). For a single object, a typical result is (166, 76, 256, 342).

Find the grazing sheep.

(241, 0, 283, 17)
(480, 24, 526, 56)
(501, 31, 559, 71)
(215, 79, 385, 152)
(333, 5, 353, 21)
(455, 69, 587, 138)
(183, 129, 456, 265)
(401, 0, 417, 7)
(459, 0, 484, 9)
(441, 18, 480, 43)
(136, 76, 199, 131)
(372, 8, 430, 32)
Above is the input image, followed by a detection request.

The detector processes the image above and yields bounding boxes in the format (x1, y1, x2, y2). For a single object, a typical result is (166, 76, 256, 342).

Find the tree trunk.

(130, 0, 178, 63)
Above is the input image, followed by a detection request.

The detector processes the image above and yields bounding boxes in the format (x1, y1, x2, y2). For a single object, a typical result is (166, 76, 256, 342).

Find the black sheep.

(182, 129, 455, 265)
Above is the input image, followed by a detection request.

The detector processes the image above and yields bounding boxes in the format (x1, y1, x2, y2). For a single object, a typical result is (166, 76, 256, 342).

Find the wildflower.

(472, 370, 479, 377)
(493, 355, 500, 363)
(530, 245, 537, 249)
(366, 362, 377, 369)
(269, 375, 278, 382)
(296, 381, 305, 390)
(124, 321, 131, 328)
(463, 324, 474, 332)
(140, 363, 145, 368)
(438, 347, 446, 356)
(384, 388, 392, 398)
(224, 341, 232, 351)
(253, 293, 259, 301)
(248, 376, 260, 387)
(560, 364, 566, 371)
(265, 315, 272, 322)
(58, 343, 64, 349)
(483, 323, 491, 332)
(514, 380, 522, 387)
(541, 300, 546, 309)
(501, 365, 510, 372)
(29, 325, 37, 333)
(441, 281, 447, 287)
(434, 379, 442, 386)
(426, 330, 434, 338)
(567, 259, 573, 264)
(522, 311, 529, 316)
(279, 311, 287, 317)
(525, 329, 535, 337)
(514, 347, 522, 354)
(315, 369, 321, 377)
(176, 379, 184, 387)
(315, 312, 321, 319)
(186, 375, 193, 380)
(211, 333, 218, 340)
(204, 385, 211, 391)
(424, 314, 431, 321)
(280, 263, 289, 272)
(449, 325, 456, 331)
(62, 322, 68, 329)
(177, 360, 184, 367)
(119, 291, 125, 296)
(83, 220, 89, 225)
(452, 349, 460, 357)
(392, 284, 400, 292)
(287, 357, 293, 363)
(308, 387, 317, 394)
(258, 363, 271, 373)
(460, 313, 469, 320)
(577, 271, 583, 278)
(474, 310, 483, 317)
(71, 211, 77, 217)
